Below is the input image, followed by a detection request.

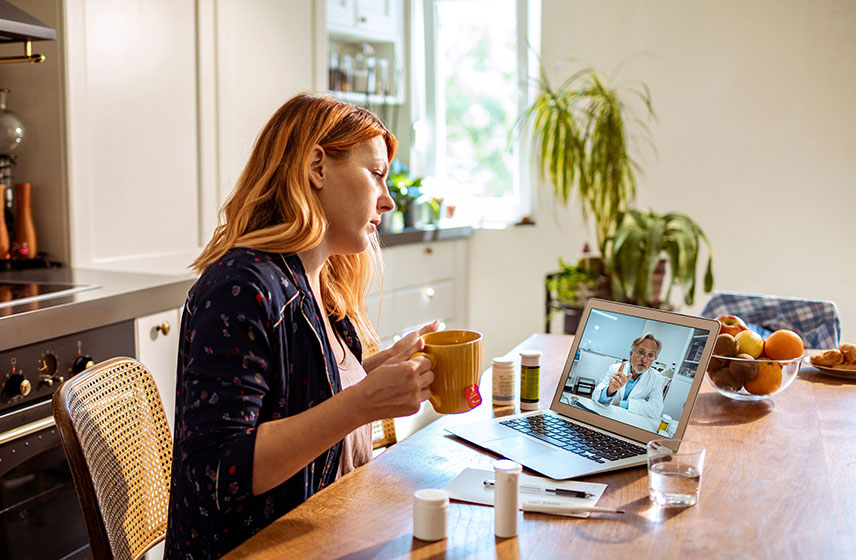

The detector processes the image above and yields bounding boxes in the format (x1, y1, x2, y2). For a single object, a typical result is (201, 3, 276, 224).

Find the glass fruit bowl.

(705, 354, 803, 401)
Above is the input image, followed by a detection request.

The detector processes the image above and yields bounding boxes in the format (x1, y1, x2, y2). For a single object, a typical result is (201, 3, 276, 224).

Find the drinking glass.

(647, 439, 705, 507)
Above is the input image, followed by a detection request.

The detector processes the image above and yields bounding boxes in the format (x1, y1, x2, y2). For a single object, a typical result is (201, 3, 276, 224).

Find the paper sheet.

(442, 468, 607, 518)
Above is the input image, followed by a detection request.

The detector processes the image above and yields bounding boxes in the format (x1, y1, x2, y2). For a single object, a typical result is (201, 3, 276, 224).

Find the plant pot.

(378, 211, 394, 233)
(562, 305, 584, 335)
(649, 258, 667, 308)
(402, 204, 416, 229)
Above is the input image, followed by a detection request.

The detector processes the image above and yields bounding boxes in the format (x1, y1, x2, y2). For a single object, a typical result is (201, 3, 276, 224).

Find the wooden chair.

(363, 338, 398, 453)
(52, 357, 172, 560)
(372, 417, 397, 451)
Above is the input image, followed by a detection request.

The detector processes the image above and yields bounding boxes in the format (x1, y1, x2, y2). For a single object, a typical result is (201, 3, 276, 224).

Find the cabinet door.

(327, 0, 356, 28)
(356, 0, 399, 36)
(135, 308, 181, 437)
(65, 0, 212, 275)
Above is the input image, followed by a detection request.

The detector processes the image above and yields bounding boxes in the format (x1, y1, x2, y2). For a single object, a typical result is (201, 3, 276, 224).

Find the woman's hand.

(352, 352, 435, 421)
(363, 320, 440, 373)
(388, 320, 440, 360)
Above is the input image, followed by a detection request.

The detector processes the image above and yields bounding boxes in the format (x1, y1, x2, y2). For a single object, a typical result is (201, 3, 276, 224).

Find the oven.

(0, 320, 136, 560)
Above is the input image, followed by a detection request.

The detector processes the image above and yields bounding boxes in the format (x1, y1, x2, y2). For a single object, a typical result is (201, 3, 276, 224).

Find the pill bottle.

(494, 459, 522, 538)
(658, 414, 673, 433)
(413, 488, 449, 541)
(519, 350, 542, 410)
(492, 356, 516, 406)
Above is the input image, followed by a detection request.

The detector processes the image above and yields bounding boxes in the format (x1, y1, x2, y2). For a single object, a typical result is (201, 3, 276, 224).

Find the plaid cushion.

(700, 291, 841, 350)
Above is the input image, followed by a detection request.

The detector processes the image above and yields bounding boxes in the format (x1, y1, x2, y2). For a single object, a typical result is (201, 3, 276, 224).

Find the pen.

(522, 501, 625, 515)
(483, 479, 594, 499)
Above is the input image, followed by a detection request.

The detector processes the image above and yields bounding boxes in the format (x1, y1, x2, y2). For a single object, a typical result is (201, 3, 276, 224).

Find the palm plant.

(604, 209, 714, 308)
(521, 63, 655, 256)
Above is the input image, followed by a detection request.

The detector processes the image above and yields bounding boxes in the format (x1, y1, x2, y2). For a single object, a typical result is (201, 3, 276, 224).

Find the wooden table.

(224, 334, 856, 559)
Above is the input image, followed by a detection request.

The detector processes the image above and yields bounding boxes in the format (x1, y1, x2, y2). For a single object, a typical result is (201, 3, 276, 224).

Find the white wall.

(470, 0, 856, 362)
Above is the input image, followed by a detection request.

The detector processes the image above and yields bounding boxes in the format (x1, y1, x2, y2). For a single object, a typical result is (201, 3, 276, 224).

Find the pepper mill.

(14, 182, 36, 258)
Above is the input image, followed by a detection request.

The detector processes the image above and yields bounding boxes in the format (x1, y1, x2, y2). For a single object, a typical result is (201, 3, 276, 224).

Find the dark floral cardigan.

(165, 248, 362, 559)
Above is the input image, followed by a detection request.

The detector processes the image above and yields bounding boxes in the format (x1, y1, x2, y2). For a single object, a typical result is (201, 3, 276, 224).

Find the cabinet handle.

(424, 246, 433, 255)
(359, 15, 367, 23)
(156, 322, 171, 336)
(423, 287, 435, 300)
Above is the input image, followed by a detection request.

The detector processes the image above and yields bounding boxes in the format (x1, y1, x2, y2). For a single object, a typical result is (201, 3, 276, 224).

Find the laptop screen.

(558, 307, 713, 436)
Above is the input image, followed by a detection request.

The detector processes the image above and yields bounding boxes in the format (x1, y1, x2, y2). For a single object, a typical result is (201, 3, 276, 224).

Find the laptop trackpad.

(485, 435, 557, 458)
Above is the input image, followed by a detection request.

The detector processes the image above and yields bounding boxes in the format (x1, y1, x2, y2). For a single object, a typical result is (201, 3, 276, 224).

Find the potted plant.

(544, 257, 601, 333)
(386, 161, 423, 229)
(603, 209, 714, 308)
(520, 62, 655, 257)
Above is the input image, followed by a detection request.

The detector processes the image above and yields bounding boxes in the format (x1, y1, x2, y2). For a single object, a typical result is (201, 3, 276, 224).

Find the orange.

(764, 330, 804, 360)
(744, 361, 783, 395)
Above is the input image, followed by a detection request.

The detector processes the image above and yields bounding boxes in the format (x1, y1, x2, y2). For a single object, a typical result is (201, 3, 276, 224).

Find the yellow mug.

(413, 330, 484, 414)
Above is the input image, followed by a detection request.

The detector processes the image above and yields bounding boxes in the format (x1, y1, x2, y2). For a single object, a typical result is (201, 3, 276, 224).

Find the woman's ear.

(308, 145, 325, 190)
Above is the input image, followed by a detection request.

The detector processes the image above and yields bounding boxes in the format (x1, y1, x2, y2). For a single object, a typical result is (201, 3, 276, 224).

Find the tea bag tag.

(464, 385, 481, 408)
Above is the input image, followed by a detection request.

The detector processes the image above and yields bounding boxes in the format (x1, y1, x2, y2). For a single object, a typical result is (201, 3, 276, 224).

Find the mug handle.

(411, 352, 439, 410)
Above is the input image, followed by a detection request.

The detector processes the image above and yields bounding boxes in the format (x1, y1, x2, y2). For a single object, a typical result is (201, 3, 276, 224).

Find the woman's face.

(629, 339, 659, 376)
(314, 136, 395, 254)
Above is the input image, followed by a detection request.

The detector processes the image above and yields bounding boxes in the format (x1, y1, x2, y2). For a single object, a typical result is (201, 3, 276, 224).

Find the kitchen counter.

(378, 225, 473, 247)
(0, 225, 472, 351)
(0, 267, 195, 351)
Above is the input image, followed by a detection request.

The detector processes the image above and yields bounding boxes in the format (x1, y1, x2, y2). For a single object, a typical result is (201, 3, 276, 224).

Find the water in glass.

(648, 461, 701, 506)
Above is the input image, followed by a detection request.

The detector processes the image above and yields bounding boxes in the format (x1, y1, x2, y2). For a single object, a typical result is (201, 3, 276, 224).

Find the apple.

(735, 330, 764, 359)
(716, 315, 748, 338)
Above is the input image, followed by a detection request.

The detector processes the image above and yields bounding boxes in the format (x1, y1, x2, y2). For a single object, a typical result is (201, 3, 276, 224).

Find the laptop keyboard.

(499, 414, 646, 463)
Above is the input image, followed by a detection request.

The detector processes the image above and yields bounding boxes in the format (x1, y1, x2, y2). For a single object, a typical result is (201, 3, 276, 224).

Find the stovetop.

(0, 281, 100, 310)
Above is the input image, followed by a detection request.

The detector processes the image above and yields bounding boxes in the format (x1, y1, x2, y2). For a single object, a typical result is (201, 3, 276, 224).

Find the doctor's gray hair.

(631, 333, 662, 356)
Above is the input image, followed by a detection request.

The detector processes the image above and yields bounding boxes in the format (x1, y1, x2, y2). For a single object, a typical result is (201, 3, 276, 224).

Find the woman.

(165, 94, 437, 559)
(592, 333, 665, 419)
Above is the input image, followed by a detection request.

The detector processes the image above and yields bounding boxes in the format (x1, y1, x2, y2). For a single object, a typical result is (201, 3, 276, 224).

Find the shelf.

(328, 90, 404, 106)
(683, 360, 700, 364)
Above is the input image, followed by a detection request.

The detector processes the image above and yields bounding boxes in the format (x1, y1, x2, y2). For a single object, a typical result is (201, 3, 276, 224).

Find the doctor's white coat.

(592, 362, 665, 419)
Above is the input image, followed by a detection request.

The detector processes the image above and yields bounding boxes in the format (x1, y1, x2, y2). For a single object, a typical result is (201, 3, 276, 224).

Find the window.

(415, 0, 540, 226)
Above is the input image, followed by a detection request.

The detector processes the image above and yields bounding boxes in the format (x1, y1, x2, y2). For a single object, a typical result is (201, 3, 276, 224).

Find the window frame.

(416, 0, 541, 226)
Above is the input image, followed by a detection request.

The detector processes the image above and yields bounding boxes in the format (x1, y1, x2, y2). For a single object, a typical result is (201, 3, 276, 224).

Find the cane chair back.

(371, 417, 397, 450)
(52, 357, 172, 560)
(362, 339, 398, 451)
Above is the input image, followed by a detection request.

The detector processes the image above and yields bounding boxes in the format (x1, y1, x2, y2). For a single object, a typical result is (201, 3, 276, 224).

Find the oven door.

(0, 401, 91, 560)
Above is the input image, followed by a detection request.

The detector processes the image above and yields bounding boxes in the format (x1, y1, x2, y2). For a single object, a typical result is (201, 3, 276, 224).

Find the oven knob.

(4, 374, 31, 397)
(72, 356, 95, 374)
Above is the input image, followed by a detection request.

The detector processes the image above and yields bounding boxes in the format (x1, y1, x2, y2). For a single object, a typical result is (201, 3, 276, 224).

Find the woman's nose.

(379, 188, 395, 213)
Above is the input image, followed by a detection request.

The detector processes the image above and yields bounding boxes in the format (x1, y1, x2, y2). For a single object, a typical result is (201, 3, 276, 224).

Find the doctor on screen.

(593, 333, 665, 419)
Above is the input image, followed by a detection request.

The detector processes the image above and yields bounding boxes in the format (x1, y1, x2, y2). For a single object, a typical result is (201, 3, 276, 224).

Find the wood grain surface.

(224, 334, 856, 559)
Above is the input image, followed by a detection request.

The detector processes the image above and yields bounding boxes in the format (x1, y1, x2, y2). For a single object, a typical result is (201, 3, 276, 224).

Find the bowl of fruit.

(706, 316, 805, 401)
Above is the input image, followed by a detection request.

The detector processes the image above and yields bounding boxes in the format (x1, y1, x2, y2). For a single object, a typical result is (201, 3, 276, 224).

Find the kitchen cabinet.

(368, 238, 469, 347)
(324, 0, 405, 105)
(327, 0, 401, 40)
(135, 307, 181, 437)
(1, 0, 318, 275)
(63, 0, 212, 275)
(367, 238, 470, 439)
(136, 305, 179, 560)
(135, 307, 178, 557)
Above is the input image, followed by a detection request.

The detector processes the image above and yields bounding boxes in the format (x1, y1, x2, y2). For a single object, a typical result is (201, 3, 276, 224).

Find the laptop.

(447, 298, 720, 479)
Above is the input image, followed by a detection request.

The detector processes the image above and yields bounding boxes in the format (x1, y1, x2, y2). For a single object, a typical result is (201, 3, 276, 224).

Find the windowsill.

(376, 213, 538, 247)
